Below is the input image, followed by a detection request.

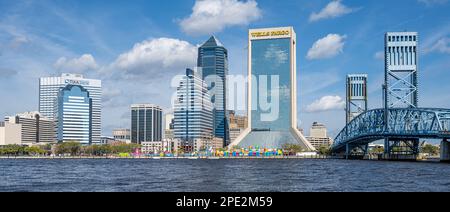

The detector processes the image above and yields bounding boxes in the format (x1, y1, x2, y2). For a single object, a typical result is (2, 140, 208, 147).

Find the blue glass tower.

(198, 36, 229, 147)
(230, 27, 315, 151)
(174, 68, 214, 150)
(55, 85, 92, 145)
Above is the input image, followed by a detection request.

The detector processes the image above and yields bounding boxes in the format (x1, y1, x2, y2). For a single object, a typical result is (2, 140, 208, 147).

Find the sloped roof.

(200, 36, 224, 48)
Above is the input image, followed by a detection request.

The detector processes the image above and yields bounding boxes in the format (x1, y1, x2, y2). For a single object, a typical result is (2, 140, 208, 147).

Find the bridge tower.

(383, 32, 420, 159)
(346, 74, 368, 124)
(384, 32, 419, 109)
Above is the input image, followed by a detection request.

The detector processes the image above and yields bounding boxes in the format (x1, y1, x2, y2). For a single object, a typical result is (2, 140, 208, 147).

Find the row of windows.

(388, 35, 417, 42)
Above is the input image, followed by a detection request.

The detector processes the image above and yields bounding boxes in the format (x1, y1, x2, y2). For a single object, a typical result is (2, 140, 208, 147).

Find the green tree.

(282, 144, 304, 155)
(318, 145, 331, 155)
(24, 146, 46, 155)
(55, 142, 81, 156)
(422, 144, 440, 156)
(1, 145, 26, 155)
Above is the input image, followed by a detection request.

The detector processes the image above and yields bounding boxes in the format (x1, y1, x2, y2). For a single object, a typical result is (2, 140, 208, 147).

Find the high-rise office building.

(198, 36, 229, 146)
(39, 73, 101, 143)
(131, 104, 163, 144)
(231, 27, 315, 150)
(55, 85, 92, 144)
(384, 32, 419, 109)
(164, 113, 175, 140)
(346, 74, 368, 124)
(174, 68, 214, 145)
(5, 112, 56, 144)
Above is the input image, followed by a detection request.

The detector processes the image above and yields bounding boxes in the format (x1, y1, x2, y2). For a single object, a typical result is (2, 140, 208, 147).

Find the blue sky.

(1, 0, 449, 137)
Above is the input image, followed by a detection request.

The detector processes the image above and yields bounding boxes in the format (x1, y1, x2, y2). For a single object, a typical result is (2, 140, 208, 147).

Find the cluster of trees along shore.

(0, 142, 440, 157)
(0, 142, 140, 156)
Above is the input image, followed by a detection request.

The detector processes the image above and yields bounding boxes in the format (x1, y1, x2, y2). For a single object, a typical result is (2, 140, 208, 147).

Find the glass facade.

(251, 38, 292, 131)
(130, 104, 162, 144)
(39, 74, 101, 144)
(174, 69, 214, 143)
(198, 36, 229, 146)
(233, 27, 315, 150)
(55, 85, 92, 144)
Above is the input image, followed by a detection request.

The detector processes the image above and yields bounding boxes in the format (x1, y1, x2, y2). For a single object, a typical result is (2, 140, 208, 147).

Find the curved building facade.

(174, 68, 214, 143)
(55, 85, 92, 144)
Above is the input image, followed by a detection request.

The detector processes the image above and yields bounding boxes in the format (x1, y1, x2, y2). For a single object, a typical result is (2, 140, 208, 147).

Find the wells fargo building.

(231, 27, 315, 151)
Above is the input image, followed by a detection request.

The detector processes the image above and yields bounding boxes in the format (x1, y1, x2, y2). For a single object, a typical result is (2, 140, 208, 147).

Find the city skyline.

(1, 0, 450, 138)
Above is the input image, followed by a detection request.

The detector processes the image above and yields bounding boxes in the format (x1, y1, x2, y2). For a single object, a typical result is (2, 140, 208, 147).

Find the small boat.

(152, 157, 161, 160)
(188, 157, 199, 160)
(207, 157, 220, 160)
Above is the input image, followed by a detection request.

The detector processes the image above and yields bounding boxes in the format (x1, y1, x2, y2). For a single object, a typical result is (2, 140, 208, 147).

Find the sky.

(0, 0, 449, 137)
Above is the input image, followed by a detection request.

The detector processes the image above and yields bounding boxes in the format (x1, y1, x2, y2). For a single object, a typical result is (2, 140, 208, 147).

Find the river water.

(0, 159, 449, 192)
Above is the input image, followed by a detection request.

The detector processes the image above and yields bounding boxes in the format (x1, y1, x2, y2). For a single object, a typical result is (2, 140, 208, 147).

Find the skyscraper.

(39, 73, 101, 144)
(131, 104, 163, 144)
(384, 32, 419, 109)
(55, 85, 92, 144)
(173, 68, 213, 146)
(231, 27, 315, 151)
(198, 36, 229, 146)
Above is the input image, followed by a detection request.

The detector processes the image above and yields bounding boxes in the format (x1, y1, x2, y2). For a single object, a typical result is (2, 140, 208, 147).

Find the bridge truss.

(331, 108, 450, 158)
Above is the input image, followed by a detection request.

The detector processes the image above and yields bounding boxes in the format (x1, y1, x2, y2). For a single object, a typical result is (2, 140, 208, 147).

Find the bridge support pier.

(384, 138, 420, 161)
(441, 139, 450, 163)
(345, 143, 368, 160)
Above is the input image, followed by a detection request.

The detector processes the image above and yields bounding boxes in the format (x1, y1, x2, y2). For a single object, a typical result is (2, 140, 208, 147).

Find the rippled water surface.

(0, 159, 449, 192)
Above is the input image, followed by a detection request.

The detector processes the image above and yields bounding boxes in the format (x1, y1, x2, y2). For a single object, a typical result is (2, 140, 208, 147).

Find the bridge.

(331, 108, 450, 161)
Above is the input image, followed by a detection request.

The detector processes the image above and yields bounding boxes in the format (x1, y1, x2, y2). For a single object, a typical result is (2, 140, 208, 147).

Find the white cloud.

(306, 96, 346, 113)
(424, 37, 450, 54)
(307, 34, 346, 60)
(110, 38, 197, 79)
(418, 0, 448, 6)
(309, 0, 356, 22)
(374, 51, 384, 60)
(180, 0, 262, 36)
(54, 54, 98, 74)
(264, 44, 288, 67)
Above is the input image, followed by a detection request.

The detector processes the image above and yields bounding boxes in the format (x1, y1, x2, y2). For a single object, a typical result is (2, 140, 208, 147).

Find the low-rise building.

(141, 139, 180, 155)
(0, 122, 22, 145)
(164, 129, 174, 140)
(229, 111, 247, 129)
(229, 128, 242, 144)
(191, 138, 224, 152)
(113, 129, 131, 143)
(5, 112, 56, 145)
(305, 122, 333, 149)
(307, 137, 333, 149)
(100, 136, 116, 145)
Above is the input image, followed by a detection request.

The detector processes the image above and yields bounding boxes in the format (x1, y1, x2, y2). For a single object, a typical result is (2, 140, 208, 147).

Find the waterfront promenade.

(0, 155, 442, 162)
(0, 155, 333, 160)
